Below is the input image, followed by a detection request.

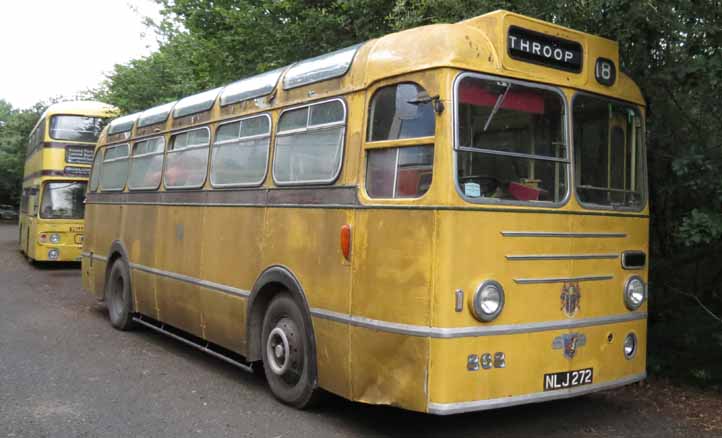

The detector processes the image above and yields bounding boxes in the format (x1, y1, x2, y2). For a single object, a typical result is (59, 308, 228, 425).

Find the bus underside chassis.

(102, 258, 319, 408)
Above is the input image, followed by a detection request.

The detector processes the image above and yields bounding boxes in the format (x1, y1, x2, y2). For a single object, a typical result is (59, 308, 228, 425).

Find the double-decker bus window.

(100, 144, 129, 191)
(39, 181, 87, 219)
(367, 145, 433, 198)
(50, 115, 107, 142)
(165, 128, 210, 189)
(573, 95, 644, 209)
(456, 75, 567, 203)
(211, 114, 271, 187)
(128, 136, 165, 190)
(89, 151, 103, 192)
(273, 99, 346, 185)
(368, 83, 435, 141)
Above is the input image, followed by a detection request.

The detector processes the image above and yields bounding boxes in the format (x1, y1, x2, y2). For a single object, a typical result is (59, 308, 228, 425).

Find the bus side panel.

(199, 205, 266, 354)
(349, 209, 434, 411)
(262, 207, 352, 399)
(155, 205, 203, 338)
(92, 203, 124, 298)
(125, 205, 160, 318)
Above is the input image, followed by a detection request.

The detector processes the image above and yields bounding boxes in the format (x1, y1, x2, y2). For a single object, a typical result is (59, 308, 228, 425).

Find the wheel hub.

(266, 318, 301, 379)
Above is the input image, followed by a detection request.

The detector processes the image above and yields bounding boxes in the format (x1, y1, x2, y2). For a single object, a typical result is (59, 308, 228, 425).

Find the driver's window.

(365, 82, 436, 199)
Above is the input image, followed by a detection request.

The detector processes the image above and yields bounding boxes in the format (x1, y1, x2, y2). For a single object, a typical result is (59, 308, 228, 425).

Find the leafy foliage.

(0, 100, 46, 206)
(1, 0, 717, 382)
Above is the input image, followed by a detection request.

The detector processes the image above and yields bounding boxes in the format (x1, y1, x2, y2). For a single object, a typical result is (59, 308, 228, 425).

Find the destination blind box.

(507, 26, 583, 73)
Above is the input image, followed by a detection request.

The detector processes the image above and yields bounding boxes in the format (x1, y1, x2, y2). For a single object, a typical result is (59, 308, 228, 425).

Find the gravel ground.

(0, 223, 718, 437)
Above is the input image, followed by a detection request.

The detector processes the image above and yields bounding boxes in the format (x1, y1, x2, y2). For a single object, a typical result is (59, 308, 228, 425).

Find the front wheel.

(105, 260, 135, 331)
(261, 293, 318, 408)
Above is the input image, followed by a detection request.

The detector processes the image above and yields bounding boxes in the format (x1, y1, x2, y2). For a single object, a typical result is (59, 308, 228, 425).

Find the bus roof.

(40, 101, 119, 118)
(357, 10, 644, 105)
(102, 10, 644, 139)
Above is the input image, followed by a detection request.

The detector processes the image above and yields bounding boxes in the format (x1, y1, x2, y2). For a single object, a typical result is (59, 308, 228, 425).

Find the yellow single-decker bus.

(20, 101, 117, 262)
(83, 10, 648, 414)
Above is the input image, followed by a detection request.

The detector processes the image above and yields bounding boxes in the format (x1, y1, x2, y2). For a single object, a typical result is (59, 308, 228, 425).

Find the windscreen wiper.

(483, 83, 511, 132)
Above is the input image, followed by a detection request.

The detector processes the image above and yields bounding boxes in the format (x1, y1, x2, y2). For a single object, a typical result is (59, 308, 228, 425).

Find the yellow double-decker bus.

(20, 101, 118, 262)
(83, 10, 648, 414)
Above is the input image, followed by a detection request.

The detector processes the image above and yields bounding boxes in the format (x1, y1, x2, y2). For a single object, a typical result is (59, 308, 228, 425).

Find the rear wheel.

(261, 293, 318, 408)
(105, 260, 135, 330)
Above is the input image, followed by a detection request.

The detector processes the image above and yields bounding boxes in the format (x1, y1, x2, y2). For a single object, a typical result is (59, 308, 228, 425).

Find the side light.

(471, 280, 504, 322)
(340, 224, 351, 260)
(624, 276, 646, 310)
(39, 233, 48, 243)
(623, 333, 637, 359)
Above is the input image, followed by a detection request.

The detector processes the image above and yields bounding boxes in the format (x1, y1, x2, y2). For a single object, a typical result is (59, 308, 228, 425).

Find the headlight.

(624, 276, 646, 310)
(471, 280, 504, 322)
(49, 233, 60, 244)
(48, 249, 59, 260)
(623, 333, 637, 359)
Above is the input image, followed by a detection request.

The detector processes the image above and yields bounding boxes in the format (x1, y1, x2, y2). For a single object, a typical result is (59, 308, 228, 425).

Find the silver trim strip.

(506, 253, 618, 261)
(427, 372, 646, 415)
(128, 262, 250, 299)
(311, 308, 646, 338)
(97, 257, 645, 338)
(502, 231, 626, 238)
(133, 317, 253, 373)
(514, 275, 614, 284)
(87, 253, 108, 262)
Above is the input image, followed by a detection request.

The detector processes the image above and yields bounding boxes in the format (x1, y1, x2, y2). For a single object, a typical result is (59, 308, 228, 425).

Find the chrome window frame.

(163, 126, 211, 190)
(137, 101, 176, 128)
(210, 113, 272, 188)
(173, 88, 221, 119)
(108, 113, 139, 134)
(282, 44, 361, 90)
(100, 143, 130, 192)
(220, 69, 285, 107)
(571, 91, 648, 212)
(452, 71, 571, 208)
(272, 98, 347, 186)
(128, 136, 166, 191)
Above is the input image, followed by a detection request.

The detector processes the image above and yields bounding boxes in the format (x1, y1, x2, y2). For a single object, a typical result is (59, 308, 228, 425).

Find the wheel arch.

(246, 265, 318, 384)
(103, 240, 131, 299)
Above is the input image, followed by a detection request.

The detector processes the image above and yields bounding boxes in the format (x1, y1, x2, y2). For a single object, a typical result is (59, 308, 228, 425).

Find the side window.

(366, 146, 434, 198)
(29, 188, 39, 216)
(273, 99, 346, 185)
(20, 188, 29, 214)
(128, 136, 165, 190)
(100, 144, 130, 191)
(89, 150, 103, 192)
(368, 83, 435, 141)
(211, 114, 271, 187)
(165, 128, 210, 189)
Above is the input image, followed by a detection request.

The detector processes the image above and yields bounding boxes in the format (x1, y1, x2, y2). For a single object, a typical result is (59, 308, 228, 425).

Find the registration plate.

(543, 368, 593, 391)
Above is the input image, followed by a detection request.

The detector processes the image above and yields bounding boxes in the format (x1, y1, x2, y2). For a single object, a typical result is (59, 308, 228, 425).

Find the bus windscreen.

(50, 115, 107, 142)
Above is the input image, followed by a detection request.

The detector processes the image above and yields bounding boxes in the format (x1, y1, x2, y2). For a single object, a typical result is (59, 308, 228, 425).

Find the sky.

(0, 0, 161, 109)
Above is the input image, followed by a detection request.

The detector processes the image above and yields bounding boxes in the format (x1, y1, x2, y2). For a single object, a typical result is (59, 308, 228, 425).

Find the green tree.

(0, 101, 46, 206)
(96, 0, 722, 383)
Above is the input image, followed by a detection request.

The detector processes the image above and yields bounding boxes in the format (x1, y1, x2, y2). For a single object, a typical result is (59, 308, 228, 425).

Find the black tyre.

(261, 293, 318, 408)
(105, 260, 135, 330)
